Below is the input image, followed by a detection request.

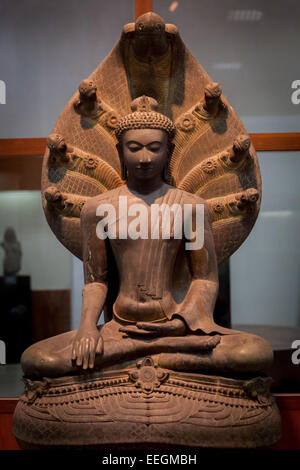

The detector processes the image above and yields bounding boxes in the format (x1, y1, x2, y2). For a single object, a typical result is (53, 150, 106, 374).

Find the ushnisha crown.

(115, 96, 176, 141)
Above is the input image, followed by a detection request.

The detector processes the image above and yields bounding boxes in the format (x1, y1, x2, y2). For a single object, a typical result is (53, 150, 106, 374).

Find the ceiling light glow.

(227, 10, 263, 22)
(169, 1, 179, 13)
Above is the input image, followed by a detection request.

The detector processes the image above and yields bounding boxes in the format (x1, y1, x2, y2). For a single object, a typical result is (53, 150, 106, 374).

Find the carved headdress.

(115, 96, 176, 141)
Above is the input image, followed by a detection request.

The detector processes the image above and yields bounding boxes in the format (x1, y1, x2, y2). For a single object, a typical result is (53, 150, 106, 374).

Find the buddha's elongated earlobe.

(116, 142, 128, 181)
(121, 161, 128, 181)
(163, 142, 175, 182)
(163, 158, 170, 182)
(168, 142, 175, 158)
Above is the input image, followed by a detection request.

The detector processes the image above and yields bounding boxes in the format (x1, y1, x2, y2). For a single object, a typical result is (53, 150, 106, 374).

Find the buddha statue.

(13, 12, 281, 449)
(21, 96, 272, 379)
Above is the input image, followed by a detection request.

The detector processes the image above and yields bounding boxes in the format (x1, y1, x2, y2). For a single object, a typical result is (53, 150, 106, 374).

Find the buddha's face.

(121, 128, 169, 182)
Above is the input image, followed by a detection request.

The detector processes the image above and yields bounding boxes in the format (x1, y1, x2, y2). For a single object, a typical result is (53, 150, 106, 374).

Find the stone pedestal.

(13, 357, 281, 449)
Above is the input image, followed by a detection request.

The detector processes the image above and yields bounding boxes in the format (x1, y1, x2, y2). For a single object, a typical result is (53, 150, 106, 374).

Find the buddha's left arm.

(173, 201, 219, 333)
(119, 200, 219, 338)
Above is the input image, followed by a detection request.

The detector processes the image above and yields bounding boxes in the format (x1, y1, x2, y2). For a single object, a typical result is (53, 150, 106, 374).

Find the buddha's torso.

(101, 184, 187, 323)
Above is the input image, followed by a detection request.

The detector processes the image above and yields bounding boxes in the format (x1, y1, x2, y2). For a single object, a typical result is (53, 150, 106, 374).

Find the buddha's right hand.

(71, 325, 103, 370)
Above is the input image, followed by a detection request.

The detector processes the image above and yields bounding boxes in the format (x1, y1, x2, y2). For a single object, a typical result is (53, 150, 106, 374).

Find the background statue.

(0, 227, 22, 276)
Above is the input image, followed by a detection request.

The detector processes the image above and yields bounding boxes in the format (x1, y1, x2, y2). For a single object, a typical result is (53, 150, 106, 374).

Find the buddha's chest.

(98, 196, 185, 243)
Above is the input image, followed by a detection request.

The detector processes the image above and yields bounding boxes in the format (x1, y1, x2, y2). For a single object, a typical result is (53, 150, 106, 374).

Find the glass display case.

(0, 0, 299, 451)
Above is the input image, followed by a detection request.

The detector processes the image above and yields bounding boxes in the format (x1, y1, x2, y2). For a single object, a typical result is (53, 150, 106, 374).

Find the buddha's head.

(115, 96, 176, 183)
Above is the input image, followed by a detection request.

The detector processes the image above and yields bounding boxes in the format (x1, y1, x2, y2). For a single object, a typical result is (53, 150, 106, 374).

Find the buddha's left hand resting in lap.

(22, 97, 272, 378)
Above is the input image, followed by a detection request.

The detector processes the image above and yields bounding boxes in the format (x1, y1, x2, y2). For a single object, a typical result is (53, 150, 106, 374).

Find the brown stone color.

(13, 12, 280, 449)
(13, 358, 280, 449)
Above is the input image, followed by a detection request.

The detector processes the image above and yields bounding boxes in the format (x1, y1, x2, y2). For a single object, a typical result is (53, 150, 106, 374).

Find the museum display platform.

(1, 395, 300, 450)
(2, 323, 299, 450)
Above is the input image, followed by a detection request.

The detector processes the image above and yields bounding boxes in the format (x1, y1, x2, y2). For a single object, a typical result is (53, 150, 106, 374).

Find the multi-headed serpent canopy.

(42, 12, 261, 267)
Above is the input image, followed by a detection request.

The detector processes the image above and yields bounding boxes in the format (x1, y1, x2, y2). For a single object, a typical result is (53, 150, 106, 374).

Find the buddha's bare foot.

(119, 317, 187, 338)
(21, 317, 273, 378)
(96, 334, 221, 370)
(152, 333, 273, 374)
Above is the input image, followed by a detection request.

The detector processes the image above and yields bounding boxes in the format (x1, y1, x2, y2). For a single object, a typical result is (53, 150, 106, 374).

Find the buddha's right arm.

(72, 201, 109, 369)
(80, 282, 108, 328)
(80, 200, 108, 328)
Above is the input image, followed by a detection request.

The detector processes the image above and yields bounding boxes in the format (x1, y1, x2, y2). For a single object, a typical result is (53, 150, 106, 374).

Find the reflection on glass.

(154, 0, 300, 132)
(0, 191, 72, 396)
(231, 151, 300, 328)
